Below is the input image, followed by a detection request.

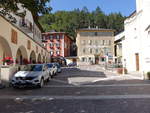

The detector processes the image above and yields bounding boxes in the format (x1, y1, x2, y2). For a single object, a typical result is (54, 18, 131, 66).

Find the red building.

(42, 32, 73, 58)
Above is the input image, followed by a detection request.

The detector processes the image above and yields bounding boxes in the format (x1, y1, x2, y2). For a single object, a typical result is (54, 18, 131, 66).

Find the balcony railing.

(19, 19, 33, 33)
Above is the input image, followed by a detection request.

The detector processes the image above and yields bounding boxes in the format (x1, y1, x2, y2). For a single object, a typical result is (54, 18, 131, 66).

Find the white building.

(114, 31, 125, 64)
(122, 0, 150, 74)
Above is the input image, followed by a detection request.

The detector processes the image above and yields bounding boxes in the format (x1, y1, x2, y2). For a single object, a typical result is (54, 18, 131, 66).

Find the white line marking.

(44, 84, 150, 88)
(2, 95, 150, 100)
(50, 79, 69, 84)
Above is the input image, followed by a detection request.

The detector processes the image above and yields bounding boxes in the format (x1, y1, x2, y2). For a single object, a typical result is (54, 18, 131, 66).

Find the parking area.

(1, 65, 150, 113)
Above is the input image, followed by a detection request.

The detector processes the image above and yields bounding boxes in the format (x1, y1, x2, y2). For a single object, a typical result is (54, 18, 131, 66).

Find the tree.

(0, 0, 52, 17)
(39, 6, 126, 38)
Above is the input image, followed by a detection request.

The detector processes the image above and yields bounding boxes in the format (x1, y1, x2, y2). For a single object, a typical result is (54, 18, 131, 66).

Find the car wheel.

(47, 76, 50, 82)
(38, 78, 44, 88)
(49, 73, 52, 78)
(12, 86, 18, 89)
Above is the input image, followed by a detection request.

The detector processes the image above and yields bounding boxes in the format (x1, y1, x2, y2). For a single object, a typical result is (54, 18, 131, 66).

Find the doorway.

(135, 53, 140, 71)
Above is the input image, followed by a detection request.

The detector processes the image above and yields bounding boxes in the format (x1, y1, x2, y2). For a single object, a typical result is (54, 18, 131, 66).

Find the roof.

(77, 28, 115, 32)
(145, 25, 150, 31)
(42, 32, 74, 41)
(126, 10, 136, 19)
(42, 32, 66, 35)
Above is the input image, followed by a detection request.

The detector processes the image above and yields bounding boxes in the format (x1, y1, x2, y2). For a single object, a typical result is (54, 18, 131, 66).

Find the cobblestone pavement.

(1, 65, 150, 113)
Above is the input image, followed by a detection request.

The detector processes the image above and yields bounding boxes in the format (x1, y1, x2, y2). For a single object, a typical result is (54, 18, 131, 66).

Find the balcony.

(50, 46, 54, 49)
(56, 46, 61, 49)
(19, 19, 33, 33)
(50, 38, 54, 42)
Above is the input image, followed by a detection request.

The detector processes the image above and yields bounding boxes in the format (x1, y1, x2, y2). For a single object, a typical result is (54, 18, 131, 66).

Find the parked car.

(11, 64, 50, 88)
(53, 63, 62, 73)
(47, 63, 57, 77)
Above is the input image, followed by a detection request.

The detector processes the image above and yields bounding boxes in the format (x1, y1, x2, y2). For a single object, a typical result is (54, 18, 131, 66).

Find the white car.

(47, 63, 57, 77)
(11, 64, 50, 88)
(53, 63, 62, 73)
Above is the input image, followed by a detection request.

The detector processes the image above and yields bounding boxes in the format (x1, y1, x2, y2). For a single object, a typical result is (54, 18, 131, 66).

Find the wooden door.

(135, 53, 139, 71)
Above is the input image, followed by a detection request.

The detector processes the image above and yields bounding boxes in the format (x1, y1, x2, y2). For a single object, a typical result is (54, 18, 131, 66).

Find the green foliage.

(39, 6, 126, 38)
(0, 0, 52, 17)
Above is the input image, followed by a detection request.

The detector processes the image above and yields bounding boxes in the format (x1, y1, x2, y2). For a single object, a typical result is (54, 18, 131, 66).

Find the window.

(56, 35, 60, 40)
(103, 40, 105, 45)
(82, 57, 87, 62)
(88, 40, 92, 45)
(95, 32, 98, 36)
(81, 40, 86, 45)
(89, 57, 92, 61)
(56, 51, 60, 55)
(49, 43, 53, 47)
(109, 40, 111, 45)
(49, 35, 53, 40)
(83, 48, 86, 53)
(99, 40, 103, 45)
(50, 51, 54, 56)
(95, 40, 98, 46)
(96, 49, 99, 54)
(56, 43, 60, 48)
(89, 48, 92, 54)
(62, 35, 65, 39)
(101, 57, 105, 62)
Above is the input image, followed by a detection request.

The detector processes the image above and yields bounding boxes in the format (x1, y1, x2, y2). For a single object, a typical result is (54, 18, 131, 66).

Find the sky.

(49, 0, 136, 16)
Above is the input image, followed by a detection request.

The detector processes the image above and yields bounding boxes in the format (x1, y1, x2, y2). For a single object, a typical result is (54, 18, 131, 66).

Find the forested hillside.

(39, 7, 126, 38)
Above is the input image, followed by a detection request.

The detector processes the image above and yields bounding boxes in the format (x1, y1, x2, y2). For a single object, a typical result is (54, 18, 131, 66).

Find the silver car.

(11, 64, 50, 88)
(47, 63, 57, 77)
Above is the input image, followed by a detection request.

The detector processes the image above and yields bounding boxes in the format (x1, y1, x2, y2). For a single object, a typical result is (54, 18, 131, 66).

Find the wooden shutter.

(11, 29, 18, 44)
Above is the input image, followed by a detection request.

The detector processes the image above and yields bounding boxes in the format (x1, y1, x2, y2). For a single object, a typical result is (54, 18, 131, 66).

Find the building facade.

(119, 0, 150, 74)
(42, 32, 73, 58)
(114, 32, 125, 64)
(76, 28, 114, 64)
(0, 6, 50, 66)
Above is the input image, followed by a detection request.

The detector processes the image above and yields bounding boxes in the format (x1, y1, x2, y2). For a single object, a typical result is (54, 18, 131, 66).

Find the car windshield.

(25, 65, 43, 71)
(47, 64, 53, 68)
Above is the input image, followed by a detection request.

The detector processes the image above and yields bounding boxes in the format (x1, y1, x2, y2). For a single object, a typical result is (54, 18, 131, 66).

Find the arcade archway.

(0, 36, 12, 65)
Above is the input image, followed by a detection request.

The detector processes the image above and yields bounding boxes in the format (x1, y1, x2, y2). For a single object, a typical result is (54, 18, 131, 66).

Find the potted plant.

(117, 68, 127, 74)
(2, 57, 13, 65)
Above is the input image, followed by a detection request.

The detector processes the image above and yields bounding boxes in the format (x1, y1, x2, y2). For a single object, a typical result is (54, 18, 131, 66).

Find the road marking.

(50, 79, 69, 84)
(44, 84, 150, 88)
(2, 95, 150, 100)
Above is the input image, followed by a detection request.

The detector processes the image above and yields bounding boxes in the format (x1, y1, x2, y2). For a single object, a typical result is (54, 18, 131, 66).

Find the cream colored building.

(76, 28, 114, 65)
(0, 7, 50, 85)
(0, 8, 50, 66)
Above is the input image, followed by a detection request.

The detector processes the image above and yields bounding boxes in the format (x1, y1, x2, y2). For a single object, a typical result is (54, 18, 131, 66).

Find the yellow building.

(76, 28, 114, 65)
